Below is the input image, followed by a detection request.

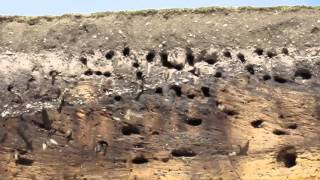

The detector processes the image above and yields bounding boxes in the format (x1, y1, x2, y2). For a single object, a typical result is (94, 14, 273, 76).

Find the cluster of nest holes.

(132, 155, 149, 164)
(294, 68, 312, 79)
(122, 124, 140, 136)
(96, 47, 290, 67)
(255, 47, 288, 57)
(273, 129, 289, 135)
(122, 84, 212, 99)
(167, 85, 213, 98)
(184, 117, 202, 126)
(81, 47, 296, 84)
(84, 69, 111, 77)
(171, 148, 196, 157)
(251, 119, 264, 128)
(277, 146, 297, 168)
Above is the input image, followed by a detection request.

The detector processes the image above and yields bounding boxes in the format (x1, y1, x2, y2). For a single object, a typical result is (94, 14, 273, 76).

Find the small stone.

(42, 143, 47, 150)
(113, 117, 120, 121)
(49, 138, 58, 145)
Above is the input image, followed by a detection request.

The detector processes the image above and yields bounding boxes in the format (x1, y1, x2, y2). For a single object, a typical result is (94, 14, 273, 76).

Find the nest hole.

(237, 53, 246, 63)
(273, 129, 289, 135)
(267, 50, 277, 58)
(223, 108, 239, 116)
(160, 51, 171, 67)
(122, 47, 130, 56)
(201, 86, 211, 97)
(171, 148, 196, 157)
(254, 48, 264, 56)
(94, 140, 108, 155)
(286, 123, 298, 129)
(185, 118, 202, 126)
(79, 57, 87, 65)
(105, 50, 115, 60)
(223, 51, 232, 58)
(84, 69, 93, 76)
(204, 53, 218, 65)
(277, 146, 297, 168)
(263, 74, 271, 81)
(294, 68, 312, 80)
(103, 72, 111, 77)
(114, 95, 122, 102)
(215, 71, 222, 78)
(251, 119, 264, 128)
(273, 76, 287, 83)
(187, 94, 196, 99)
(122, 124, 140, 135)
(186, 48, 195, 66)
(170, 85, 182, 97)
(7, 84, 13, 92)
(146, 50, 156, 62)
(132, 155, 149, 164)
(49, 70, 58, 77)
(155, 87, 163, 95)
(132, 62, 139, 68)
(245, 64, 255, 75)
(94, 71, 102, 76)
(15, 157, 34, 166)
(282, 48, 289, 55)
(311, 27, 320, 34)
(136, 71, 143, 80)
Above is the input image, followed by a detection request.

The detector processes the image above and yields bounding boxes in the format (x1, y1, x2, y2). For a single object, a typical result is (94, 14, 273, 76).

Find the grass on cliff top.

(1, 6, 320, 23)
(92, 6, 320, 17)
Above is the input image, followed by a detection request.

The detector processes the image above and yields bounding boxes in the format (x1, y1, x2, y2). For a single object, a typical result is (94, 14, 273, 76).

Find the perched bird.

(239, 140, 250, 156)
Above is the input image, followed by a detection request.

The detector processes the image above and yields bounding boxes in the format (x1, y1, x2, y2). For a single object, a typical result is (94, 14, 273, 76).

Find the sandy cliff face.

(0, 7, 319, 180)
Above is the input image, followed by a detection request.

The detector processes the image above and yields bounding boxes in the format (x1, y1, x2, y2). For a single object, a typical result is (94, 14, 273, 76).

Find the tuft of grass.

(0, 6, 320, 23)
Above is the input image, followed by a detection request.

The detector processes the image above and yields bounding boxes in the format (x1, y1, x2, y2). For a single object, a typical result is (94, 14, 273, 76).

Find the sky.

(0, 0, 319, 16)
